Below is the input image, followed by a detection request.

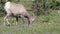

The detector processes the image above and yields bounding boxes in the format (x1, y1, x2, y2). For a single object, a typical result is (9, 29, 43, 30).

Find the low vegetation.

(0, 10, 60, 34)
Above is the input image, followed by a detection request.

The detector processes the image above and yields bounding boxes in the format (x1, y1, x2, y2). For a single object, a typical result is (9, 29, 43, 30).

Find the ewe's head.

(29, 13, 36, 24)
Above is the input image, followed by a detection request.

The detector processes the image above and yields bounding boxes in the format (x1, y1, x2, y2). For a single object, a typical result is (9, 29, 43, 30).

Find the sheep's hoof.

(4, 23, 10, 26)
(6, 24, 10, 26)
(4, 22, 10, 26)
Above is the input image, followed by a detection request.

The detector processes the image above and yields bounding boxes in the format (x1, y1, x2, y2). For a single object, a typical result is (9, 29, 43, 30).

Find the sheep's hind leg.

(4, 14, 10, 26)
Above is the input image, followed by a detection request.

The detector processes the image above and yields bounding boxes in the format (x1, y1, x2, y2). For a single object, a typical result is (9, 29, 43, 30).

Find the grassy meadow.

(0, 10, 60, 34)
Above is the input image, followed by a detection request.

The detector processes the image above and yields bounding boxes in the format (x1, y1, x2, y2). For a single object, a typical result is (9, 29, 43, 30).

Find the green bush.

(32, 0, 60, 16)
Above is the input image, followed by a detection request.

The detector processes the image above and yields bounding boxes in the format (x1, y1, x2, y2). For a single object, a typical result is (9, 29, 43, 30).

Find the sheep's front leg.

(4, 14, 10, 26)
(16, 17, 18, 25)
(20, 15, 29, 27)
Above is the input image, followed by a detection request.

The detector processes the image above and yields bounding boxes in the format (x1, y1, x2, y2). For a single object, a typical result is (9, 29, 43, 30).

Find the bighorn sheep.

(4, 1, 35, 27)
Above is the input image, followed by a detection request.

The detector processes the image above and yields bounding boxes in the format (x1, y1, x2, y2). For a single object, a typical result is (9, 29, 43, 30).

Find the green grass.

(0, 11, 60, 34)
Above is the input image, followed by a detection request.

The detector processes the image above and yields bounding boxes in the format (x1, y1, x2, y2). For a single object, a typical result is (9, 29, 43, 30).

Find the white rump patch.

(4, 2, 11, 9)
